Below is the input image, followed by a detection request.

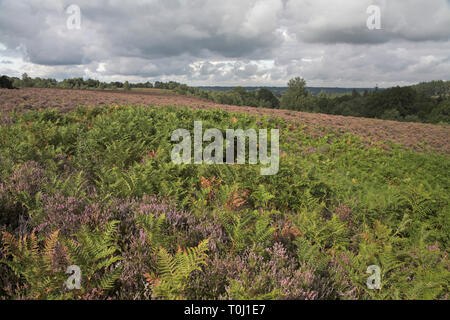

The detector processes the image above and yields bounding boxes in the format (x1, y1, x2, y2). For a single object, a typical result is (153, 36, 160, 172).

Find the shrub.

(0, 76, 14, 89)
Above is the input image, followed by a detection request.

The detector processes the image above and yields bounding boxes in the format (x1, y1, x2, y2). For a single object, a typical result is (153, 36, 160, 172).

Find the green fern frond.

(152, 239, 209, 300)
(65, 220, 122, 294)
(135, 213, 167, 251)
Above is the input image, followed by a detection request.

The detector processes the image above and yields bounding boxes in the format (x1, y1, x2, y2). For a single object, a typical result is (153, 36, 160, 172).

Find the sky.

(0, 0, 449, 88)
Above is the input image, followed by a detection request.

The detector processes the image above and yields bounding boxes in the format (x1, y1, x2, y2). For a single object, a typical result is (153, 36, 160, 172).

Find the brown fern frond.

(226, 189, 249, 211)
(1, 231, 16, 256)
(43, 230, 60, 269)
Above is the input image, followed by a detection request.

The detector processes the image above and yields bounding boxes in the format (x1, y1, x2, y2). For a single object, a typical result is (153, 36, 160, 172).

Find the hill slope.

(0, 102, 448, 300)
(1, 88, 449, 153)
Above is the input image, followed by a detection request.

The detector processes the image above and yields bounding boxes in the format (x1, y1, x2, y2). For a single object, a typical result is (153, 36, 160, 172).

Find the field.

(0, 87, 449, 300)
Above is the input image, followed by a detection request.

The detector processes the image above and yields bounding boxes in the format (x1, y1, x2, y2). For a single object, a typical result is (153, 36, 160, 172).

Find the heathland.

(0, 85, 448, 300)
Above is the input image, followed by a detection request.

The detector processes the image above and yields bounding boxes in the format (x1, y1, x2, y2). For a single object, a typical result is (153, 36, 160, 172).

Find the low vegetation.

(0, 105, 448, 299)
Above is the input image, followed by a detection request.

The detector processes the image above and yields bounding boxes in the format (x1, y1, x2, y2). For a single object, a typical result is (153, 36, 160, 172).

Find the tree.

(380, 109, 402, 121)
(426, 100, 450, 124)
(12, 78, 21, 88)
(280, 77, 311, 111)
(22, 73, 32, 87)
(0, 75, 14, 89)
(352, 89, 360, 98)
(315, 90, 331, 113)
(365, 86, 420, 118)
(123, 81, 131, 91)
(256, 88, 280, 108)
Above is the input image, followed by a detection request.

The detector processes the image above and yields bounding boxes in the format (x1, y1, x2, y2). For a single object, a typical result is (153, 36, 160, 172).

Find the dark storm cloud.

(0, 0, 449, 86)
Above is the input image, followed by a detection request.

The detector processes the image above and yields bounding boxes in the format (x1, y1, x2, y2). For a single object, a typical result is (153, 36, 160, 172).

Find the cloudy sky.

(0, 0, 449, 87)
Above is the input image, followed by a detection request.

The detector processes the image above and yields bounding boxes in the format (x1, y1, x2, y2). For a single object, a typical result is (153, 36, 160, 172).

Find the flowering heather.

(35, 193, 104, 237)
(136, 200, 227, 251)
(2, 161, 47, 198)
(96, 195, 224, 299)
(187, 243, 334, 300)
(0, 114, 14, 126)
(0, 161, 48, 233)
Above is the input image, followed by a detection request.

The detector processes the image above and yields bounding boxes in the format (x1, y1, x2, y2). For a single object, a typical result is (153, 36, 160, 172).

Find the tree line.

(151, 77, 450, 124)
(0, 73, 155, 91)
(1, 73, 448, 124)
(276, 77, 449, 124)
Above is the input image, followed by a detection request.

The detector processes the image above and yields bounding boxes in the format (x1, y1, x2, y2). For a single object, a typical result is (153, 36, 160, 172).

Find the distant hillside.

(197, 86, 378, 96)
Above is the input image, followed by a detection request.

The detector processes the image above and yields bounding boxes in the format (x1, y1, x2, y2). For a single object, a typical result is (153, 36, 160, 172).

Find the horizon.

(2, 72, 429, 90)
